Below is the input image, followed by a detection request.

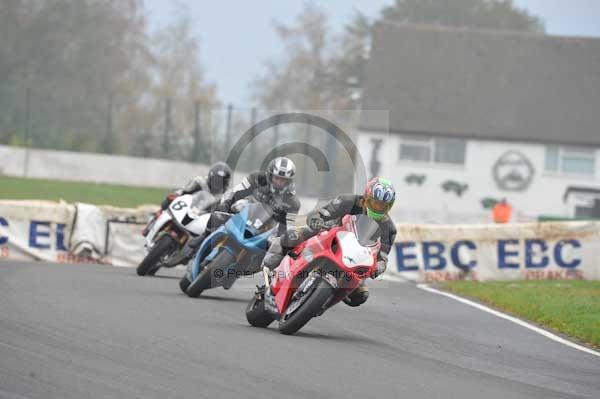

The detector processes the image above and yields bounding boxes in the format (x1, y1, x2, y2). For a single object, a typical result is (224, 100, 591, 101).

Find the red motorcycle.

(245, 214, 381, 335)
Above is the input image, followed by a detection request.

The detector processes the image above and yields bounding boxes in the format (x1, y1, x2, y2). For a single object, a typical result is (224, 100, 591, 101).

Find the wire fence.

(0, 89, 361, 196)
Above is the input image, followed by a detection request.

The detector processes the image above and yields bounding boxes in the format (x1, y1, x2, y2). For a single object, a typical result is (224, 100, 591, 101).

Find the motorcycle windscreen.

(352, 215, 381, 247)
(191, 191, 216, 211)
(244, 203, 277, 234)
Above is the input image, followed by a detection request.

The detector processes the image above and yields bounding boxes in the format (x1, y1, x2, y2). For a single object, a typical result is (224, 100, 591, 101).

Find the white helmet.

(267, 157, 296, 194)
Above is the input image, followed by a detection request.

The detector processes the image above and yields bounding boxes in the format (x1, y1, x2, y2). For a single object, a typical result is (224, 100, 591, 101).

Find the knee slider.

(344, 288, 369, 307)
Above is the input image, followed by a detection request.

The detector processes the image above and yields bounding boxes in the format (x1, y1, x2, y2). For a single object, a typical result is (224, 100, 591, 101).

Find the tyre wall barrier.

(0, 200, 151, 266)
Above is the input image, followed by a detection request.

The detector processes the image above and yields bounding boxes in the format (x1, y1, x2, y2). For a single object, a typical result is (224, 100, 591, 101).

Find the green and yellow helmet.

(363, 177, 395, 221)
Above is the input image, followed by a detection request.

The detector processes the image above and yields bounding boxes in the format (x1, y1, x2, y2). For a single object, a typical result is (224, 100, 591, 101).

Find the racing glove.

(161, 193, 178, 210)
(307, 214, 325, 231)
(214, 202, 230, 213)
(269, 198, 290, 215)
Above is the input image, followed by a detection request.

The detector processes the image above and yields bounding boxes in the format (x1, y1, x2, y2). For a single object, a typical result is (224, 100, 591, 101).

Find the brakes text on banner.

(389, 222, 600, 282)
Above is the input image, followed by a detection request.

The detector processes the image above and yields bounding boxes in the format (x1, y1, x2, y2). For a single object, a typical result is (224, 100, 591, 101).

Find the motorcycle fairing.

(190, 204, 276, 280)
(270, 215, 380, 314)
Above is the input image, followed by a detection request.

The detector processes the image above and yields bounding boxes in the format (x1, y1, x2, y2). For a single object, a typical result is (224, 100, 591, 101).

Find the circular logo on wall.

(492, 150, 535, 191)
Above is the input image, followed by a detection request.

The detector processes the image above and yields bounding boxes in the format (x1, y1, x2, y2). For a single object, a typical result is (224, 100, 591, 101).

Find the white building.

(357, 23, 600, 223)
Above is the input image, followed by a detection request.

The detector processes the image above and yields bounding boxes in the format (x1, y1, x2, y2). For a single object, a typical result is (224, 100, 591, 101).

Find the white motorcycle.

(137, 191, 216, 276)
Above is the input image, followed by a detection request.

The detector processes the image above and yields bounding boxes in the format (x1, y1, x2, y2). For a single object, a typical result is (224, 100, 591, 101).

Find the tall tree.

(381, 0, 544, 33)
(330, 12, 372, 110)
(0, 0, 218, 158)
(253, 4, 364, 194)
(254, 4, 330, 110)
(127, 12, 218, 159)
(0, 0, 152, 150)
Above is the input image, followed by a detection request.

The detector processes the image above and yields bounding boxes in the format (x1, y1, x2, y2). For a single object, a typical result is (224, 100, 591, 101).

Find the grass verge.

(442, 280, 600, 349)
(0, 176, 167, 208)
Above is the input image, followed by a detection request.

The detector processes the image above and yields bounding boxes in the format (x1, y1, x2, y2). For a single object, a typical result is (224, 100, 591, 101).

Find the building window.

(545, 146, 596, 175)
(434, 138, 466, 164)
(399, 137, 431, 162)
(575, 205, 598, 218)
(399, 136, 465, 165)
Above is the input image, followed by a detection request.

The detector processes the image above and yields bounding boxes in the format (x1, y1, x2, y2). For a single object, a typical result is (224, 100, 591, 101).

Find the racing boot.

(176, 232, 207, 265)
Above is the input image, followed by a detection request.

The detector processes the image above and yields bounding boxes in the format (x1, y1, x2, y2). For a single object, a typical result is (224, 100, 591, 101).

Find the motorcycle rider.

(142, 162, 232, 237)
(262, 177, 396, 307)
(162, 161, 231, 211)
(186, 157, 301, 287)
(214, 156, 300, 230)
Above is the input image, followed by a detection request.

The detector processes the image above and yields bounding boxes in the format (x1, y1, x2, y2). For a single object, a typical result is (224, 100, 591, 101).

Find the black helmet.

(267, 157, 296, 194)
(208, 162, 231, 194)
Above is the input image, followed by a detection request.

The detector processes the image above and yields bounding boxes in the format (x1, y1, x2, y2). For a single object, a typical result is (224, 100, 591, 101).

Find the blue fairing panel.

(191, 229, 227, 279)
(190, 205, 277, 279)
(224, 206, 276, 251)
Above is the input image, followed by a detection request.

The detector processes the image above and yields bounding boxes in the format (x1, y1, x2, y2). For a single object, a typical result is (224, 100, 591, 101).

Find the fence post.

(24, 87, 31, 145)
(302, 121, 311, 191)
(206, 106, 213, 163)
(272, 114, 280, 158)
(163, 98, 171, 158)
(23, 87, 32, 177)
(225, 103, 233, 159)
(221, 104, 233, 162)
(322, 131, 337, 196)
(105, 92, 114, 154)
(250, 108, 257, 168)
(193, 101, 201, 163)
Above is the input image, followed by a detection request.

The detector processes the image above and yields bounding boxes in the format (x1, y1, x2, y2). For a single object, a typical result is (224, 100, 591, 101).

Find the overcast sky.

(144, 0, 600, 106)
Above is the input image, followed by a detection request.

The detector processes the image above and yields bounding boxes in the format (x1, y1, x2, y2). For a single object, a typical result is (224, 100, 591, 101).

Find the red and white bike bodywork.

(246, 214, 381, 335)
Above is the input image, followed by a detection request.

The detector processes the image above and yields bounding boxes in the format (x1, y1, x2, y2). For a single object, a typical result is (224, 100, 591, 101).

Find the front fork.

(260, 266, 280, 314)
(262, 266, 271, 289)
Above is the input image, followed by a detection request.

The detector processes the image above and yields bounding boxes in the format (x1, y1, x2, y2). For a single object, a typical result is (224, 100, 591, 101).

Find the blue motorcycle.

(179, 201, 278, 297)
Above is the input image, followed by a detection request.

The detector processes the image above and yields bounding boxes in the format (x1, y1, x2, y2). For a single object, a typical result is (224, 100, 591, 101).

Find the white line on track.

(417, 283, 600, 358)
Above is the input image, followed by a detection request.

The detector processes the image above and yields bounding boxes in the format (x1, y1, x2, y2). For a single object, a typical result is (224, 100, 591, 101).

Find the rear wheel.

(278, 278, 334, 335)
(246, 296, 275, 328)
(137, 235, 176, 276)
(186, 250, 234, 297)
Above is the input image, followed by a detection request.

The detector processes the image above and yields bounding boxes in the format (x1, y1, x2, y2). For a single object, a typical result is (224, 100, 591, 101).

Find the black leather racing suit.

(217, 171, 301, 235)
(161, 176, 215, 210)
(265, 194, 396, 307)
(308, 194, 397, 263)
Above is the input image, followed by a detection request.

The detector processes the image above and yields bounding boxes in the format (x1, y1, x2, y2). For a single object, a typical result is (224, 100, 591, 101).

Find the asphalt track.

(1, 261, 598, 399)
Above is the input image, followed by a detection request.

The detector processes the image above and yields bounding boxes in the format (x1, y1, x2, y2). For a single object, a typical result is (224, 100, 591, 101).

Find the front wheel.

(137, 234, 176, 276)
(246, 296, 275, 328)
(186, 250, 234, 297)
(179, 275, 192, 294)
(278, 278, 334, 335)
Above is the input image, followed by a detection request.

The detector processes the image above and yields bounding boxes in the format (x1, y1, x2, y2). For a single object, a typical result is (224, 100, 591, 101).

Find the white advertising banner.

(0, 200, 148, 267)
(0, 200, 75, 263)
(2, 200, 600, 282)
(388, 222, 600, 282)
